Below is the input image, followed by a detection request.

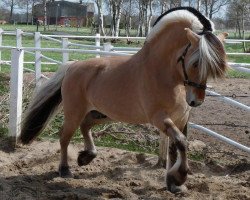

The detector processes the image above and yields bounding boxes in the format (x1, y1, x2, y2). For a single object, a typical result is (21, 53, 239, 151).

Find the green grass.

(227, 69, 250, 79)
(0, 73, 9, 95)
(188, 152, 205, 162)
(0, 24, 93, 35)
(0, 26, 144, 74)
(0, 126, 8, 137)
(39, 112, 159, 155)
(0, 25, 249, 75)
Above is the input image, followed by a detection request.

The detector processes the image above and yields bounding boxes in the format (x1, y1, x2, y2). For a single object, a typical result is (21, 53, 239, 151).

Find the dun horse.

(20, 7, 228, 193)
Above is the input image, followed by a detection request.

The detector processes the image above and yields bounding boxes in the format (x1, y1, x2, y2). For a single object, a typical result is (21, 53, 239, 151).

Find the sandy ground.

(0, 78, 249, 200)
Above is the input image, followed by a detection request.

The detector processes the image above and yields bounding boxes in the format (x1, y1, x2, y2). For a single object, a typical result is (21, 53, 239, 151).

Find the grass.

(38, 112, 159, 155)
(188, 152, 205, 162)
(0, 24, 93, 35)
(227, 69, 250, 79)
(0, 26, 145, 74)
(0, 26, 249, 76)
(0, 73, 9, 95)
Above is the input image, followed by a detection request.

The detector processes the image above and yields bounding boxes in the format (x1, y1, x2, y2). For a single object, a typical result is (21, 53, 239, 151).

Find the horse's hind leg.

(59, 112, 86, 177)
(78, 111, 111, 166)
(59, 99, 87, 177)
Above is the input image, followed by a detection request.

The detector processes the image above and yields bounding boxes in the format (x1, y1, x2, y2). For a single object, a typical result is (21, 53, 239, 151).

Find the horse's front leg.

(167, 123, 188, 171)
(153, 115, 189, 193)
(158, 123, 188, 169)
(165, 120, 189, 193)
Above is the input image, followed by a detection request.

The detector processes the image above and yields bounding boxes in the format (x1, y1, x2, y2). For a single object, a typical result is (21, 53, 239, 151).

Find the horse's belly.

(89, 95, 148, 124)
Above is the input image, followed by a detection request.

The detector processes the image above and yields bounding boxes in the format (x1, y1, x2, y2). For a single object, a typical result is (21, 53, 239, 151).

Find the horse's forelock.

(190, 32, 227, 80)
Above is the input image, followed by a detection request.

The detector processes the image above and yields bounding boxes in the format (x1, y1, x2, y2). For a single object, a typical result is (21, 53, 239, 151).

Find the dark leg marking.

(77, 150, 97, 166)
(169, 142, 177, 165)
(182, 123, 188, 137)
(59, 165, 73, 178)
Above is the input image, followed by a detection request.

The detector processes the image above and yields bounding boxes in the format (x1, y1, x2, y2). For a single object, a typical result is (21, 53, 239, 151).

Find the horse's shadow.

(0, 137, 16, 153)
(0, 171, 127, 199)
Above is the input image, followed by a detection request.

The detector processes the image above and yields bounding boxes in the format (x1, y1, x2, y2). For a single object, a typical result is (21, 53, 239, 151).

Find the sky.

(1, 0, 227, 19)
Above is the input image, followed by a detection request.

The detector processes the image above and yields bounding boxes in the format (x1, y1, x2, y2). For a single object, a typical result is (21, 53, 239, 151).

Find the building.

(33, 0, 95, 27)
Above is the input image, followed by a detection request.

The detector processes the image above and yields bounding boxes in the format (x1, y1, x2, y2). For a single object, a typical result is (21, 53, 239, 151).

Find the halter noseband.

(177, 44, 207, 90)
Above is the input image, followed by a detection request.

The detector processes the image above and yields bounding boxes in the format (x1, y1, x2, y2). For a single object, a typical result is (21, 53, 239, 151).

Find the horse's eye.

(193, 62, 198, 68)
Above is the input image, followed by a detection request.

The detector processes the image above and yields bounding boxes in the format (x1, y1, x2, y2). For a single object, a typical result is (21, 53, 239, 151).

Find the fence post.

(103, 42, 113, 56)
(95, 33, 100, 58)
(35, 32, 42, 87)
(0, 28, 3, 71)
(9, 49, 24, 147)
(62, 38, 69, 64)
(16, 29, 22, 48)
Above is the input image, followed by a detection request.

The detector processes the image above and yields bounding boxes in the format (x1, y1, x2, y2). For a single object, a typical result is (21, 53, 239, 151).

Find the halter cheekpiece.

(177, 43, 207, 90)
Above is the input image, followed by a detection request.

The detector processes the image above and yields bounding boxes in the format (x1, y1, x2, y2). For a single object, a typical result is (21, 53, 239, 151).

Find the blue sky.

(1, 0, 227, 18)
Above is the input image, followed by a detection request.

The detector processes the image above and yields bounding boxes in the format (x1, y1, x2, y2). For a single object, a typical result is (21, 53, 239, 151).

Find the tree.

(197, 0, 201, 11)
(108, 0, 124, 37)
(202, 0, 231, 19)
(159, 0, 169, 14)
(94, 0, 106, 36)
(169, 0, 182, 8)
(136, 0, 155, 37)
(226, 0, 250, 41)
(0, 6, 9, 20)
(43, 0, 47, 31)
(121, 0, 135, 37)
(2, 0, 18, 23)
(17, 0, 36, 25)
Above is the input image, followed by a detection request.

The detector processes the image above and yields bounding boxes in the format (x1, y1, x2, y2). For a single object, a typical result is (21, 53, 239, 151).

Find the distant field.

(1, 24, 250, 38)
(0, 24, 249, 78)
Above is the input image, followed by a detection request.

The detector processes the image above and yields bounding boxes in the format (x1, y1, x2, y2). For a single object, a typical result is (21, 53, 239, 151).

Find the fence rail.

(0, 29, 249, 154)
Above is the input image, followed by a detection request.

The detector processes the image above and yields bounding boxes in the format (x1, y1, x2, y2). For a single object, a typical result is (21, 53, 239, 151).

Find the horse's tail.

(19, 62, 73, 144)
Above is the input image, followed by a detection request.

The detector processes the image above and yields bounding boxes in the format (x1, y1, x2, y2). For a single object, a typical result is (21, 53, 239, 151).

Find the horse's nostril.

(190, 101, 195, 107)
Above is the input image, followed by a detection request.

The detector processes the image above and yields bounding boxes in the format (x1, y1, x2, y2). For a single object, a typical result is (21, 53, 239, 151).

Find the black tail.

(19, 89, 62, 144)
(19, 62, 72, 144)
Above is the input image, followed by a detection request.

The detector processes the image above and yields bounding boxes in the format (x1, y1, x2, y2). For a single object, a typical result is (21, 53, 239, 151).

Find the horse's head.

(180, 28, 228, 107)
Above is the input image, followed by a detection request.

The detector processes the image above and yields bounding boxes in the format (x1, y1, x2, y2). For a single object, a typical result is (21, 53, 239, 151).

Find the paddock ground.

(0, 78, 249, 200)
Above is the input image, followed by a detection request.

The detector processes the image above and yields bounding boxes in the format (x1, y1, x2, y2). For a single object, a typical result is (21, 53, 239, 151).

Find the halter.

(177, 44, 207, 90)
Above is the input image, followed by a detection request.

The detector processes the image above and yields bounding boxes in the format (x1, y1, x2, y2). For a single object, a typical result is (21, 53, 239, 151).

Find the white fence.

(0, 29, 249, 153)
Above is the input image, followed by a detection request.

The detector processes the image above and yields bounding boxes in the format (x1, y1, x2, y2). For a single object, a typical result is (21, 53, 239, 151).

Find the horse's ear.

(217, 32, 229, 42)
(185, 28, 200, 46)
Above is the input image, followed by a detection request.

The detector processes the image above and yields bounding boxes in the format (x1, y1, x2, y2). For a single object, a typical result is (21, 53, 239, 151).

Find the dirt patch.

(0, 78, 249, 199)
(0, 141, 249, 200)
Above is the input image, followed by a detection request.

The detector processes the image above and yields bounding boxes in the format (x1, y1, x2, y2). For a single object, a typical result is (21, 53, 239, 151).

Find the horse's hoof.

(166, 174, 187, 193)
(168, 184, 188, 193)
(58, 165, 73, 178)
(77, 150, 97, 166)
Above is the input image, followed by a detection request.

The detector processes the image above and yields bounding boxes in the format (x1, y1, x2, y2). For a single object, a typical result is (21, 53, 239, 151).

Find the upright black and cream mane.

(153, 7, 213, 34)
(150, 7, 227, 80)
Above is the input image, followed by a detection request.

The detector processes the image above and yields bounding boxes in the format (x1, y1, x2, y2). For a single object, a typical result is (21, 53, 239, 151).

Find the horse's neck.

(137, 24, 189, 82)
(132, 23, 188, 90)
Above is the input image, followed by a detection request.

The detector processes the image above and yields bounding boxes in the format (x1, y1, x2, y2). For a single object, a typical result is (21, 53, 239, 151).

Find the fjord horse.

(20, 7, 228, 193)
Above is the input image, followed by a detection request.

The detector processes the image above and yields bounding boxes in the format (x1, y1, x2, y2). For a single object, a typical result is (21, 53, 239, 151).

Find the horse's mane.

(148, 7, 227, 80)
(153, 7, 213, 33)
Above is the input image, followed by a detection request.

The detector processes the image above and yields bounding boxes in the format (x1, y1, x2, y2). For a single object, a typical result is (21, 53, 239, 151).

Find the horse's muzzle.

(189, 100, 203, 107)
